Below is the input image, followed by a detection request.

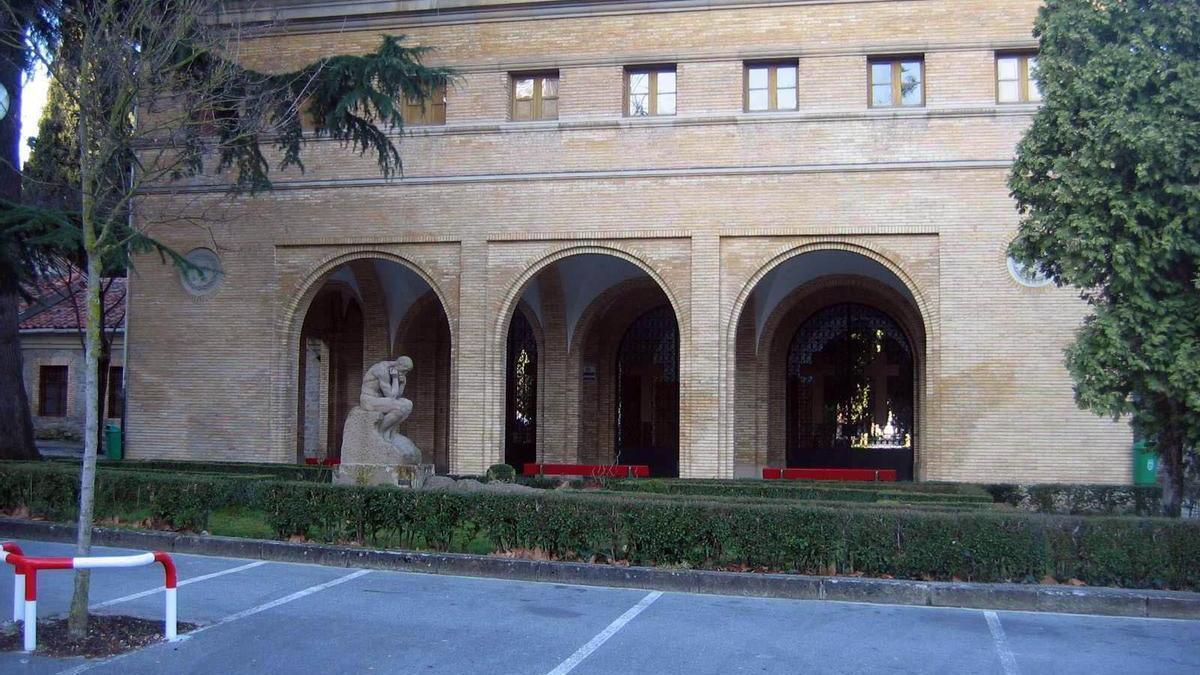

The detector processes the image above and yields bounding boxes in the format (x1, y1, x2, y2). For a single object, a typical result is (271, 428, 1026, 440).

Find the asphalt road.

(0, 540, 1196, 674)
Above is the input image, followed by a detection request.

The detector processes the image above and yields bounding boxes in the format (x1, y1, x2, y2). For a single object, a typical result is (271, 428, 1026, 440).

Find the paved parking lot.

(1, 540, 1197, 674)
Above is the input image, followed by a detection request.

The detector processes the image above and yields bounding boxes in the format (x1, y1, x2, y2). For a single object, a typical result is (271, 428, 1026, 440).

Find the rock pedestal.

(334, 406, 431, 487)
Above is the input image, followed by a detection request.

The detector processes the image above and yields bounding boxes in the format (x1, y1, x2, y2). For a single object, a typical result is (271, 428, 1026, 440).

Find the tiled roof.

(19, 271, 126, 332)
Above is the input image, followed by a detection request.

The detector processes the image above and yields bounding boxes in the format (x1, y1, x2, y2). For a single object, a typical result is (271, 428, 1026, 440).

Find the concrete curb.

(3, 518, 1197, 620)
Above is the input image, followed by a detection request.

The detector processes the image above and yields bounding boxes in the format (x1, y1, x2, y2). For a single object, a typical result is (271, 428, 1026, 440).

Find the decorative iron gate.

(615, 304, 680, 477)
(504, 310, 538, 469)
(786, 303, 915, 479)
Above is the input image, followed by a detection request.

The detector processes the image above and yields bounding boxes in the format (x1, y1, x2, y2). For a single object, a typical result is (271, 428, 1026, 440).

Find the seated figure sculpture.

(335, 355, 425, 484)
(361, 355, 415, 443)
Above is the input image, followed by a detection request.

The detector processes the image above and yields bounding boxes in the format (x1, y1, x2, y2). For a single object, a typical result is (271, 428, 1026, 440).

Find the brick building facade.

(126, 0, 1132, 482)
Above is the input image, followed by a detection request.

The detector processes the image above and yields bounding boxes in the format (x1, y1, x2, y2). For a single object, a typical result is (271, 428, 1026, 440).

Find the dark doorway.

(505, 310, 539, 469)
(786, 303, 915, 479)
(297, 286, 363, 463)
(615, 304, 680, 477)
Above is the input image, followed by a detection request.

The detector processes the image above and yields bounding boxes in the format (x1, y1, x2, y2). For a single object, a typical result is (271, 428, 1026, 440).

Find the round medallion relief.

(180, 247, 223, 295)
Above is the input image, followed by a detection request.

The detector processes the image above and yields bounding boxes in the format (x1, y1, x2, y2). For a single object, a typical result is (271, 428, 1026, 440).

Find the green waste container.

(104, 423, 123, 460)
(1133, 440, 1157, 486)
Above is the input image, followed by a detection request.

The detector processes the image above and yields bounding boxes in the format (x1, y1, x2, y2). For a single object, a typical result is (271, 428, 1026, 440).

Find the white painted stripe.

(985, 610, 1020, 675)
(58, 569, 371, 675)
(89, 560, 268, 609)
(73, 553, 156, 569)
(545, 591, 663, 675)
(190, 569, 370, 636)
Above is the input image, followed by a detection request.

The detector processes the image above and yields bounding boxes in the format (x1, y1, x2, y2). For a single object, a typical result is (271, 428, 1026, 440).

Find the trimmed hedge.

(984, 483, 1162, 516)
(49, 458, 333, 483)
(0, 462, 260, 531)
(604, 478, 995, 505)
(2, 463, 1197, 590)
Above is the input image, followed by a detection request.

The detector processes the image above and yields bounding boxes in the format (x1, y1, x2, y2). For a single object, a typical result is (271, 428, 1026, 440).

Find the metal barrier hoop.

(1, 542, 178, 652)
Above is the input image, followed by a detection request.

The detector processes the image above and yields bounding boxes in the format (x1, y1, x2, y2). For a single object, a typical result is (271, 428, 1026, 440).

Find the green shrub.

(604, 479, 994, 505)
(3, 461, 1196, 590)
(985, 483, 1162, 516)
(485, 464, 517, 483)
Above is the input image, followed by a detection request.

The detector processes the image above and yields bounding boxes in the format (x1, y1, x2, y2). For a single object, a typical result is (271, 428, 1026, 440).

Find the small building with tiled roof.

(19, 271, 126, 439)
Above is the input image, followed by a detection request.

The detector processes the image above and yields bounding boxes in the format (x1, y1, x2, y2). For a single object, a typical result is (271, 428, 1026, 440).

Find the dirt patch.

(0, 615, 198, 658)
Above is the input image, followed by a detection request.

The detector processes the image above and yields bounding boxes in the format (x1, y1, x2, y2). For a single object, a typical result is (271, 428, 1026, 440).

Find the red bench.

(763, 467, 897, 482)
(304, 458, 340, 466)
(523, 463, 650, 478)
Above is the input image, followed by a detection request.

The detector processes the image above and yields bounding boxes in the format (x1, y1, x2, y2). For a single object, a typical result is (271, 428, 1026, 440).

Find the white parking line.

(190, 569, 371, 637)
(985, 610, 1020, 675)
(57, 569, 371, 675)
(545, 591, 663, 675)
(91, 560, 269, 609)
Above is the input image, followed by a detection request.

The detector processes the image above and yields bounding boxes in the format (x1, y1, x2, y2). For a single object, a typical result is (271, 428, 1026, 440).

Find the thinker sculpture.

(335, 354, 428, 486)
(361, 355, 415, 442)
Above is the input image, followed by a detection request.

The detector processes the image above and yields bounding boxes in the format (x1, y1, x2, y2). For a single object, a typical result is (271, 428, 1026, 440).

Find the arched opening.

(504, 309, 539, 469)
(786, 303, 915, 479)
(732, 249, 925, 479)
(615, 304, 680, 477)
(501, 253, 680, 475)
(296, 259, 452, 470)
(298, 284, 363, 462)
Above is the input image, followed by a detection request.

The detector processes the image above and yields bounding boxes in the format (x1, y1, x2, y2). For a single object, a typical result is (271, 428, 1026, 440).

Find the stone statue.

(334, 355, 431, 487)
(360, 355, 414, 442)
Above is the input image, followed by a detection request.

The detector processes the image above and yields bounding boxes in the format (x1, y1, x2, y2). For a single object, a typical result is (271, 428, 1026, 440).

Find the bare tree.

(2, 0, 451, 638)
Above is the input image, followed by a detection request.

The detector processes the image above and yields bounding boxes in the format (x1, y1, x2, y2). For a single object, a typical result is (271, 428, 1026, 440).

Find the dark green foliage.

(2, 462, 1196, 589)
(485, 464, 517, 483)
(604, 479, 994, 505)
(985, 483, 1161, 516)
(1008, 0, 1200, 515)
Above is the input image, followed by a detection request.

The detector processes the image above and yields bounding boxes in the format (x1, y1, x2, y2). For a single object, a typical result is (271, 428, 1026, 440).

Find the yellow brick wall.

(124, 0, 1131, 483)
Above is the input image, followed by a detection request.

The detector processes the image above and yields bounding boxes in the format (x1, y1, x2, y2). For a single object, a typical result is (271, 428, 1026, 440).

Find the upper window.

(869, 57, 924, 108)
(402, 84, 447, 125)
(996, 53, 1041, 104)
(744, 62, 797, 112)
(38, 365, 68, 417)
(626, 66, 676, 117)
(511, 72, 559, 121)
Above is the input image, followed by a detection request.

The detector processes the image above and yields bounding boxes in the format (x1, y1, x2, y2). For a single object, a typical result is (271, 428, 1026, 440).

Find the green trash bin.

(104, 423, 123, 460)
(1133, 440, 1157, 486)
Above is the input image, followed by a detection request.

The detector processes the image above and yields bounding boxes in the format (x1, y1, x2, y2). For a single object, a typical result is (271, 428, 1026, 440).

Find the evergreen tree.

(1009, 0, 1200, 516)
(1, 0, 453, 636)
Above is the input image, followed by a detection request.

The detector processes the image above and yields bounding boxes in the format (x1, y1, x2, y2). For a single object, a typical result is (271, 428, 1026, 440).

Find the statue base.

(339, 406, 422, 465)
(334, 463, 435, 488)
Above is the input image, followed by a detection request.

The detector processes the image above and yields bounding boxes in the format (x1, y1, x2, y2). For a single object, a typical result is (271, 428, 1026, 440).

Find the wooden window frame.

(743, 61, 798, 113)
(402, 83, 447, 126)
(624, 66, 677, 117)
(38, 365, 68, 418)
(867, 56, 925, 108)
(995, 52, 1041, 104)
(510, 72, 559, 122)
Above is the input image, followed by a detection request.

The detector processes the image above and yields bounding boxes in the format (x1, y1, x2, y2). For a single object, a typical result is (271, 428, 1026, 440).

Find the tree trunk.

(68, 39, 98, 639)
(1159, 431, 1184, 518)
(0, 11, 40, 462)
(0, 292, 39, 460)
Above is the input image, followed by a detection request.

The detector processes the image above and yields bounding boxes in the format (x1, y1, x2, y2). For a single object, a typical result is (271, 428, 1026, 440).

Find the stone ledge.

(2, 518, 1196, 620)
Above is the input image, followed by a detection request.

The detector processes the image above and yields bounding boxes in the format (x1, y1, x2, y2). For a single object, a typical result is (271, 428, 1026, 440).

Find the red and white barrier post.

(1, 544, 178, 651)
(1, 542, 26, 624)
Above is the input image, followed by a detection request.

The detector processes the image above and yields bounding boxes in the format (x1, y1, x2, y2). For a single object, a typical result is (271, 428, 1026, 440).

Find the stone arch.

(488, 244, 687, 463)
(493, 244, 686, 357)
(278, 250, 455, 467)
(757, 276, 926, 472)
(724, 242, 934, 479)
